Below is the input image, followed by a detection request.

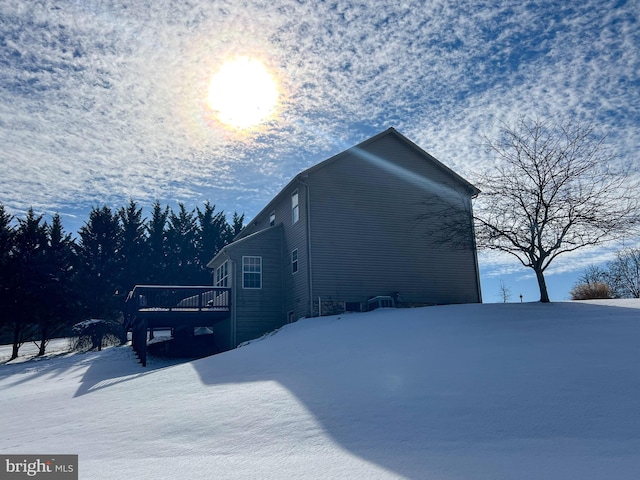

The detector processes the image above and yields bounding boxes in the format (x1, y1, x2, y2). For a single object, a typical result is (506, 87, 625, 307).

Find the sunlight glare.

(207, 56, 279, 130)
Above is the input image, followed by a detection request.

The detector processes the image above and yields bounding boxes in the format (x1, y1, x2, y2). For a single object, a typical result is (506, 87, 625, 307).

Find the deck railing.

(126, 285, 230, 311)
(124, 285, 232, 366)
(124, 285, 231, 330)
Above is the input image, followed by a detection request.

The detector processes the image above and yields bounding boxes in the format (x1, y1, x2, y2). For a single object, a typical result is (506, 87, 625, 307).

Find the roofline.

(233, 127, 479, 239)
(206, 224, 283, 268)
(385, 128, 481, 197)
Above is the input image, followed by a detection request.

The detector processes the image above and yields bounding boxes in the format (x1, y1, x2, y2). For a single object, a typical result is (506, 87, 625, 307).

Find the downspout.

(217, 248, 237, 348)
(229, 256, 238, 347)
(297, 175, 314, 316)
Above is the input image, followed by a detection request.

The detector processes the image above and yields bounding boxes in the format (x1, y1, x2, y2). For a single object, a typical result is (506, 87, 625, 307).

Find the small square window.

(291, 249, 298, 274)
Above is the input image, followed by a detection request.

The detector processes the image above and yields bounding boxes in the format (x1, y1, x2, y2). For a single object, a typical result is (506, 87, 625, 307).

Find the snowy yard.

(1, 300, 639, 479)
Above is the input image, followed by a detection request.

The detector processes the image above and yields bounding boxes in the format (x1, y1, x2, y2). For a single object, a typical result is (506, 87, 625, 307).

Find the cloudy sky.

(1, 0, 639, 300)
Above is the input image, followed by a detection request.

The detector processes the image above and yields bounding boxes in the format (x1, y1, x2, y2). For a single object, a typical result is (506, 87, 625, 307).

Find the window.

(269, 211, 276, 226)
(242, 256, 262, 289)
(215, 261, 229, 287)
(291, 189, 299, 224)
(291, 249, 298, 274)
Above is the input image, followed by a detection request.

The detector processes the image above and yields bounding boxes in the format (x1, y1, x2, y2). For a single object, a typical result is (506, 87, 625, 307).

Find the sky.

(2, 300, 640, 478)
(1, 0, 639, 301)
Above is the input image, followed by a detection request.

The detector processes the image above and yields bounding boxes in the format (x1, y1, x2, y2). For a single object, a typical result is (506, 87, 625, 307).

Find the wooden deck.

(124, 285, 231, 366)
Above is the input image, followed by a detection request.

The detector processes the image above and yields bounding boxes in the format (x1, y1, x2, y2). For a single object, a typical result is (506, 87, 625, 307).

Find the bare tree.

(498, 280, 512, 303)
(577, 264, 609, 286)
(474, 117, 639, 302)
(607, 247, 640, 298)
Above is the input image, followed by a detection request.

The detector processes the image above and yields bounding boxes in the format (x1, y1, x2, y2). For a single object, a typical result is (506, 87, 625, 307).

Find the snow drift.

(1, 300, 639, 479)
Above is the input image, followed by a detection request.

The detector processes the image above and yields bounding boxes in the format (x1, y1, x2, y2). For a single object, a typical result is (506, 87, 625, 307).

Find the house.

(205, 127, 482, 351)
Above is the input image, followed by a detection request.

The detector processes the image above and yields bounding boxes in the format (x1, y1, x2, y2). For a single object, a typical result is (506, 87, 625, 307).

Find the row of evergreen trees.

(0, 200, 244, 360)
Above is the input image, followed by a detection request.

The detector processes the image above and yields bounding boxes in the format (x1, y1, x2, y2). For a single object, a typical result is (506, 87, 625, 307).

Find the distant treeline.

(0, 200, 244, 360)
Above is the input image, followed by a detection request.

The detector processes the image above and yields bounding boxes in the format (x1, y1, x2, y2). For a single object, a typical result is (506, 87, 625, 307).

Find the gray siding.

(210, 226, 286, 347)
(237, 184, 311, 321)
(207, 128, 481, 346)
(306, 133, 481, 308)
(281, 184, 311, 321)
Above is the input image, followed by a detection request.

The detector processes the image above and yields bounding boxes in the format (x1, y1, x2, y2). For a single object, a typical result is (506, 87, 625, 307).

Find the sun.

(207, 56, 279, 130)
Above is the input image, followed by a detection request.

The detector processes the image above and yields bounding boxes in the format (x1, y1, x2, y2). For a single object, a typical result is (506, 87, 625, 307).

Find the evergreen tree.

(34, 214, 78, 356)
(10, 209, 48, 360)
(231, 211, 245, 238)
(117, 200, 147, 296)
(0, 203, 12, 262)
(166, 203, 200, 284)
(0, 204, 16, 351)
(196, 202, 232, 283)
(75, 206, 121, 320)
(145, 201, 170, 284)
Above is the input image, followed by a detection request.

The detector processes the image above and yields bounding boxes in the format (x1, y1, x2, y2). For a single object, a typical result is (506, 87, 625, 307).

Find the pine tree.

(117, 200, 147, 296)
(0, 204, 16, 353)
(11, 208, 48, 360)
(196, 202, 232, 283)
(145, 201, 170, 285)
(75, 206, 121, 320)
(231, 211, 245, 238)
(166, 203, 200, 284)
(34, 214, 78, 356)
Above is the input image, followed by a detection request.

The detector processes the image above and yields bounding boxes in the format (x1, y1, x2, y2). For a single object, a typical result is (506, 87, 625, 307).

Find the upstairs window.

(242, 256, 262, 289)
(215, 261, 229, 287)
(269, 211, 276, 226)
(291, 189, 299, 224)
(291, 249, 298, 274)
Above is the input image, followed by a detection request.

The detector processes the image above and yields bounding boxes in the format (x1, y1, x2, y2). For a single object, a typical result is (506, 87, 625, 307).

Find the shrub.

(570, 282, 612, 300)
(71, 319, 125, 351)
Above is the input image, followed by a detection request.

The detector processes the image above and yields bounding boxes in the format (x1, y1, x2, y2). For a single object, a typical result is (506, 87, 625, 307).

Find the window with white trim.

(291, 249, 298, 274)
(215, 261, 229, 287)
(242, 256, 262, 289)
(291, 189, 299, 224)
(269, 211, 276, 226)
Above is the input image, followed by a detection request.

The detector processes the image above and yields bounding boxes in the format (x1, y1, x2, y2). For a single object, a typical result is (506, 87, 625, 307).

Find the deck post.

(131, 318, 148, 367)
(139, 318, 148, 367)
(140, 318, 147, 367)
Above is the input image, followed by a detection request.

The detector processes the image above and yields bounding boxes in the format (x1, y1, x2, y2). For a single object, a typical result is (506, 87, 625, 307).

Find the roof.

(301, 127, 480, 196)
(206, 224, 283, 268)
(235, 127, 479, 239)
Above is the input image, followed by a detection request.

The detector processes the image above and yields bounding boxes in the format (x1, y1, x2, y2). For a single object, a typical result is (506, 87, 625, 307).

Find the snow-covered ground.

(1, 300, 639, 479)
(0, 337, 74, 364)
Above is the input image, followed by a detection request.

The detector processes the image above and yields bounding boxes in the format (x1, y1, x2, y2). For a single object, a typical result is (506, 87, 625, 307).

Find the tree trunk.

(535, 267, 550, 303)
(37, 325, 47, 356)
(10, 322, 21, 361)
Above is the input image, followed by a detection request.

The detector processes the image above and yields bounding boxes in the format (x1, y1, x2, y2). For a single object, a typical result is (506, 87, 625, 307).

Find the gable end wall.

(306, 134, 481, 307)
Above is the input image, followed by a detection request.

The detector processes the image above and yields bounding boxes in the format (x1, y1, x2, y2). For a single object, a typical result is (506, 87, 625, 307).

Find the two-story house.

(205, 127, 482, 350)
